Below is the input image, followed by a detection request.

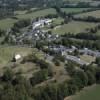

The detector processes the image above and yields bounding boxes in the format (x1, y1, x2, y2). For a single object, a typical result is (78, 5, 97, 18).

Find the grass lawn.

(61, 8, 90, 13)
(75, 10, 100, 18)
(71, 85, 100, 100)
(51, 21, 97, 34)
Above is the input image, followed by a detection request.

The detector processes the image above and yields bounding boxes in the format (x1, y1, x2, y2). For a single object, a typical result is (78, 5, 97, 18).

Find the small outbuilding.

(13, 54, 22, 62)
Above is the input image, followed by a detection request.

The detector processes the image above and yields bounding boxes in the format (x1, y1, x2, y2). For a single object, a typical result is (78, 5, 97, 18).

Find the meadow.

(75, 10, 100, 18)
(16, 8, 56, 19)
(51, 21, 98, 34)
(0, 46, 33, 66)
(0, 8, 56, 30)
(53, 17, 64, 25)
(0, 18, 17, 30)
(71, 85, 100, 100)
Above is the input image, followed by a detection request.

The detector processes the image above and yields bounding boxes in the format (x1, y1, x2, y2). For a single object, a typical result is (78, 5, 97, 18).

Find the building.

(32, 19, 52, 30)
(66, 55, 89, 65)
(13, 54, 22, 62)
(79, 48, 100, 57)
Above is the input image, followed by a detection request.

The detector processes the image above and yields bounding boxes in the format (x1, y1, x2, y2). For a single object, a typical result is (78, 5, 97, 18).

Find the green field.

(61, 8, 90, 13)
(71, 85, 100, 100)
(0, 46, 33, 66)
(52, 17, 64, 25)
(63, 0, 92, 3)
(14, 10, 27, 15)
(51, 21, 97, 34)
(0, 18, 17, 30)
(0, 8, 56, 30)
(75, 10, 100, 18)
(16, 8, 56, 19)
(14, 8, 38, 15)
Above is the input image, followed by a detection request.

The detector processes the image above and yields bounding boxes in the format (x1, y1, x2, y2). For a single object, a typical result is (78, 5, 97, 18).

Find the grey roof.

(66, 55, 89, 65)
(79, 49, 100, 57)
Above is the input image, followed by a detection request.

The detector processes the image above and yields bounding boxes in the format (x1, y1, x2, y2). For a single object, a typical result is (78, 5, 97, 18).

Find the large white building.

(32, 19, 52, 30)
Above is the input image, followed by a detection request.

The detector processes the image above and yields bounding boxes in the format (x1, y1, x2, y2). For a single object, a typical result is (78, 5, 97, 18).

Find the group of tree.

(73, 16, 100, 23)
(0, 8, 14, 19)
(61, 36, 100, 50)
(0, 60, 100, 100)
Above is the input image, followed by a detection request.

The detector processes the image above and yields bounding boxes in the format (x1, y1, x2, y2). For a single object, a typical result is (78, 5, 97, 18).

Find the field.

(80, 54, 95, 64)
(16, 8, 56, 19)
(0, 46, 33, 67)
(14, 10, 27, 15)
(0, 8, 56, 30)
(75, 10, 100, 18)
(14, 8, 38, 15)
(61, 8, 90, 13)
(51, 21, 97, 34)
(64, 85, 100, 100)
(0, 46, 45, 77)
(71, 85, 100, 100)
(0, 18, 17, 30)
(53, 17, 64, 25)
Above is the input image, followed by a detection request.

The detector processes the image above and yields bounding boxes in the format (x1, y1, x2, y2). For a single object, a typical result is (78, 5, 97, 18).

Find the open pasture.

(71, 85, 100, 100)
(0, 8, 56, 30)
(75, 10, 100, 18)
(52, 21, 98, 34)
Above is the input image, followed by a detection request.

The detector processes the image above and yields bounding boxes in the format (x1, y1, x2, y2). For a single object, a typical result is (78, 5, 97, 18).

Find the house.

(48, 45, 66, 56)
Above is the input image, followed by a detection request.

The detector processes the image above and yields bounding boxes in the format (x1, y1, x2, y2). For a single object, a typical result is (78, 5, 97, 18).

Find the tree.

(0, 29, 5, 37)
(96, 68, 100, 84)
(95, 57, 100, 66)
(66, 62, 76, 76)
(52, 58, 60, 66)
(30, 69, 48, 86)
(72, 70, 88, 88)
(86, 70, 96, 85)
(2, 68, 14, 82)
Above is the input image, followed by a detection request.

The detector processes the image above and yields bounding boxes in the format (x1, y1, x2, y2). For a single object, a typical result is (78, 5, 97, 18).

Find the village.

(8, 18, 100, 67)
(0, 0, 100, 99)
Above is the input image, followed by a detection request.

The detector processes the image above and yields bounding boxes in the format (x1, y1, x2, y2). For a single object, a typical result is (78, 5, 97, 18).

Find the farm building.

(32, 19, 52, 29)
(13, 54, 22, 62)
